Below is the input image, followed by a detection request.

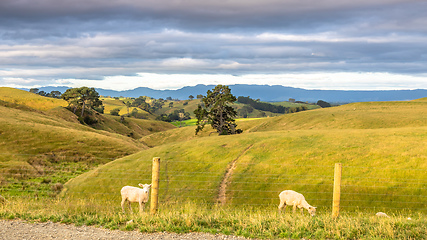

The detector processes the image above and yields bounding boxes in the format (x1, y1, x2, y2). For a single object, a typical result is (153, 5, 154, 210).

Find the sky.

(1, 0, 426, 91)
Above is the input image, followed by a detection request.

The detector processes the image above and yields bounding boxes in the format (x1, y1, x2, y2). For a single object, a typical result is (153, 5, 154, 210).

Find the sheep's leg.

(121, 198, 126, 213)
(127, 201, 132, 212)
(292, 205, 297, 213)
(300, 207, 304, 215)
(281, 205, 287, 214)
(139, 202, 144, 213)
(278, 201, 286, 213)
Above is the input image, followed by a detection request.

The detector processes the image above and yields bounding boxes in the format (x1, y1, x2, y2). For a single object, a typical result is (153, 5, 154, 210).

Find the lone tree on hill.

(61, 87, 102, 117)
(194, 84, 242, 135)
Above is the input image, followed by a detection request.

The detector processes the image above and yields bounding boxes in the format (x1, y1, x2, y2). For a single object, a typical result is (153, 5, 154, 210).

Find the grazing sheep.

(376, 212, 390, 218)
(120, 183, 151, 214)
(278, 190, 316, 216)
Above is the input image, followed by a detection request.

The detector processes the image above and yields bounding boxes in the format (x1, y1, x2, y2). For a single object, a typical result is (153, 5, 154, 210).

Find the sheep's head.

(308, 206, 316, 216)
(138, 183, 152, 193)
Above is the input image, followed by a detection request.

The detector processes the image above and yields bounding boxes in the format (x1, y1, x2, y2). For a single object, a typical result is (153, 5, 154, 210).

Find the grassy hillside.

(1, 90, 426, 239)
(0, 87, 175, 197)
(0, 103, 145, 195)
(0, 87, 68, 111)
(154, 99, 201, 118)
(139, 99, 427, 148)
(64, 99, 427, 212)
(101, 97, 155, 119)
(245, 100, 427, 132)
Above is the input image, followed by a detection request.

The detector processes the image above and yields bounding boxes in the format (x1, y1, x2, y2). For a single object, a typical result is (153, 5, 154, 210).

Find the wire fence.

(1, 153, 426, 212)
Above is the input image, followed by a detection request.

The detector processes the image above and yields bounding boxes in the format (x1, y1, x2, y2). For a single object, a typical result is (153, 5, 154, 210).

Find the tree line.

(28, 85, 329, 134)
(237, 96, 308, 114)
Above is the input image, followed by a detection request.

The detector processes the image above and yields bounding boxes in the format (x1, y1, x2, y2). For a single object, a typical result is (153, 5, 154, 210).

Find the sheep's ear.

(138, 183, 144, 187)
(148, 184, 152, 188)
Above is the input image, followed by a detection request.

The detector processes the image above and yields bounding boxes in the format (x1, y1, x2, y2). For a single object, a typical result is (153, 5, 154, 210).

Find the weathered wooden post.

(150, 157, 160, 215)
(332, 163, 342, 218)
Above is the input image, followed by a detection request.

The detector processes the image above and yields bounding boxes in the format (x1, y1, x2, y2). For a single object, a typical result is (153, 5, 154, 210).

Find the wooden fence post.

(332, 163, 342, 218)
(150, 157, 160, 215)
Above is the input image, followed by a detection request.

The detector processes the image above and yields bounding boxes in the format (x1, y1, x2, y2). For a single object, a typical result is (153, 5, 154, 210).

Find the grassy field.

(0, 87, 68, 111)
(101, 97, 155, 119)
(63, 98, 426, 217)
(63, 126, 427, 210)
(0, 87, 426, 239)
(0, 88, 175, 198)
(1, 198, 425, 239)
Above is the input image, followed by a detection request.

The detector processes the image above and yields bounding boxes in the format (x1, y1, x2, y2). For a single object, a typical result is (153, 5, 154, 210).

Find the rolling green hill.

(139, 99, 427, 148)
(102, 95, 317, 120)
(0, 87, 68, 111)
(63, 98, 427, 212)
(0, 87, 175, 197)
(101, 97, 155, 120)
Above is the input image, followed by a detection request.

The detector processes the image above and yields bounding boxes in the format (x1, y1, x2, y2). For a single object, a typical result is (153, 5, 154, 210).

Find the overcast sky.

(1, 0, 426, 90)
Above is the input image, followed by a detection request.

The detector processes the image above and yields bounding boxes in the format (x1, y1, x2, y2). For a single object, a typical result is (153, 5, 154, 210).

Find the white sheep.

(120, 183, 151, 214)
(375, 212, 390, 218)
(278, 190, 316, 216)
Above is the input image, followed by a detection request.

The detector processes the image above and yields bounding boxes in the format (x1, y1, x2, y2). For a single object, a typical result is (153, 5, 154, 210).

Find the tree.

(317, 100, 331, 108)
(61, 87, 102, 117)
(49, 91, 62, 98)
(189, 95, 194, 100)
(29, 88, 39, 94)
(124, 100, 132, 115)
(194, 85, 242, 135)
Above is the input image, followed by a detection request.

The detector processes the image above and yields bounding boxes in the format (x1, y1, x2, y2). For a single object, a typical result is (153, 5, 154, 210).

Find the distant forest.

(237, 96, 308, 114)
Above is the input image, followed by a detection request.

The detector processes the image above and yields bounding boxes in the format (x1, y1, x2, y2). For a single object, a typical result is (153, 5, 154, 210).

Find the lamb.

(120, 183, 151, 214)
(278, 190, 316, 216)
(376, 212, 390, 218)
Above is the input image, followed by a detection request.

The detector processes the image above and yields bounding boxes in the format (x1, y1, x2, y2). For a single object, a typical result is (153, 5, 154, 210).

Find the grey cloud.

(1, 0, 427, 89)
(1, 0, 425, 32)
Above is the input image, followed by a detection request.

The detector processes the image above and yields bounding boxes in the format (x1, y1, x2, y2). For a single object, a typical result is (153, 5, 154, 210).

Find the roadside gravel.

(0, 220, 254, 240)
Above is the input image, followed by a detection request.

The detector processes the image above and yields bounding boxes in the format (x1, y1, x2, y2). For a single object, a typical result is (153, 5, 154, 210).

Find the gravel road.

(0, 220, 253, 240)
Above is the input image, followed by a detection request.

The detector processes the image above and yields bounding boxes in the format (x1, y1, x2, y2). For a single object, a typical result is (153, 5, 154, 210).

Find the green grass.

(244, 100, 427, 132)
(0, 103, 145, 197)
(101, 97, 154, 119)
(0, 198, 425, 239)
(0, 88, 175, 198)
(62, 99, 427, 217)
(154, 99, 202, 118)
(0, 87, 68, 111)
(63, 126, 427, 212)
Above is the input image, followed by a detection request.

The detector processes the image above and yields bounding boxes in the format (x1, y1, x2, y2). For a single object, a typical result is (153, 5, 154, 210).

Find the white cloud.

(51, 72, 427, 91)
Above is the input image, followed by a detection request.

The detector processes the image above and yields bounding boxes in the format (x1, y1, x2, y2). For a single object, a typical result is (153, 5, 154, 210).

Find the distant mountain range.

(21, 84, 427, 103)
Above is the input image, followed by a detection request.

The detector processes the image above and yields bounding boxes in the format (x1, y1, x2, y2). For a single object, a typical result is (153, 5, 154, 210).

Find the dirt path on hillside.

(0, 219, 253, 240)
(217, 144, 254, 205)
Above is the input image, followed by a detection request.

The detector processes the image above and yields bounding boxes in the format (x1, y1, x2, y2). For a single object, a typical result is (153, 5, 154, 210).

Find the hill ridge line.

(217, 144, 254, 205)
